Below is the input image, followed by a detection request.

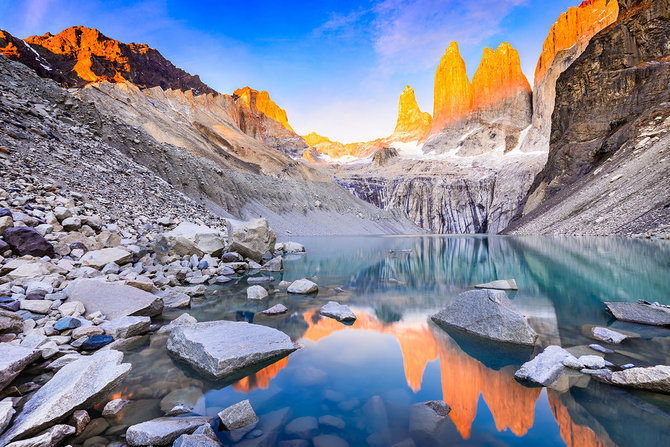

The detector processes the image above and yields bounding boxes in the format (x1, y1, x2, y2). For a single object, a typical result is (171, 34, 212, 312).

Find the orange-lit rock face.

(393, 86, 432, 142)
(301, 132, 383, 160)
(534, 0, 619, 84)
(432, 42, 473, 132)
(547, 391, 613, 447)
(472, 43, 531, 111)
(0, 31, 20, 58)
(20, 26, 214, 93)
(234, 86, 294, 132)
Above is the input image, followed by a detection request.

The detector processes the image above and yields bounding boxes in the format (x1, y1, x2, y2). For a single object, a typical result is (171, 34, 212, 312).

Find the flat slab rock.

(320, 302, 356, 322)
(474, 279, 518, 290)
(80, 247, 132, 269)
(65, 279, 163, 320)
(167, 321, 298, 380)
(287, 279, 318, 294)
(514, 345, 571, 386)
(611, 365, 670, 394)
(0, 350, 131, 445)
(0, 344, 41, 391)
(126, 416, 212, 446)
(218, 400, 258, 431)
(431, 289, 537, 346)
(591, 326, 630, 344)
(605, 302, 670, 326)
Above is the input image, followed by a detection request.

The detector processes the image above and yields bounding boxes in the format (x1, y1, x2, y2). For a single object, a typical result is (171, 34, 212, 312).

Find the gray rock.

(605, 302, 670, 326)
(19, 300, 51, 314)
(260, 257, 283, 272)
(514, 345, 571, 386)
(287, 279, 318, 295)
(474, 279, 518, 290)
(193, 424, 217, 440)
(562, 355, 584, 370)
(0, 350, 131, 444)
(312, 434, 349, 447)
(424, 400, 450, 417)
(162, 222, 225, 257)
(102, 399, 130, 417)
(158, 313, 198, 334)
(0, 344, 41, 391)
(247, 277, 274, 285)
(591, 326, 630, 344)
(100, 316, 151, 339)
(70, 409, 90, 435)
(80, 248, 132, 269)
(246, 286, 268, 300)
(262, 304, 288, 315)
(4, 424, 75, 447)
(578, 355, 606, 369)
(589, 344, 613, 354)
(66, 279, 163, 319)
(611, 365, 670, 394)
(226, 219, 276, 263)
(0, 399, 14, 434)
(431, 289, 537, 346)
(167, 321, 298, 379)
(0, 310, 24, 334)
(320, 302, 356, 322)
(284, 416, 318, 439)
(218, 400, 258, 431)
(236, 408, 291, 447)
(173, 434, 220, 447)
(125, 416, 211, 446)
(163, 292, 191, 310)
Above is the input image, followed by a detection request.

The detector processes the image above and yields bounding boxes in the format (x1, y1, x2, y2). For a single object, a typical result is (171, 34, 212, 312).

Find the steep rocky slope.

(0, 54, 419, 235)
(507, 0, 670, 235)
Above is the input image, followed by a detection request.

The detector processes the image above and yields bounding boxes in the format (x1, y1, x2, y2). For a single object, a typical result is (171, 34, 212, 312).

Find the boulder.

(591, 326, 630, 344)
(226, 219, 276, 262)
(4, 424, 75, 447)
(0, 350, 131, 444)
(263, 304, 288, 315)
(218, 400, 258, 431)
(161, 222, 225, 257)
(610, 365, 670, 394)
(0, 310, 24, 334)
(0, 400, 14, 435)
(287, 279, 318, 295)
(260, 257, 283, 272)
(474, 279, 518, 290)
(431, 289, 537, 345)
(80, 248, 132, 269)
(102, 398, 130, 417)
(285, 416, 318, 439)
(65, 279, 163, 319)
(320, 302, 356, 322)
(173, 433, 219, 447)
(275, 242, 305, 254)
(514, 345, 571, 386)
(2, 227, 54, 257)
(246, 285, 268, 300)
(167, 321, 298, 380)
(157, 313, 197, 335)
(605, 302, 670, 326)
(125, 416, 211, 446)
(100, 316, 151, 339)
(0, 344, 40, 390)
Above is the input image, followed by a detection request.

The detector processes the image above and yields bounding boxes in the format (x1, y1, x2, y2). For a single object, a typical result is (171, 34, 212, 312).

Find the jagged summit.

(1, 26, 215, 94)
(432, 41, 472, 132)
(234, 86, 294, 132)
(392, 85, 432, 142)
(472, 42, 531, 112)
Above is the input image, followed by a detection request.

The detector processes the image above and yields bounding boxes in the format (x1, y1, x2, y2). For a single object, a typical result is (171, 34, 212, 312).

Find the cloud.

(371, 0, 528, 74)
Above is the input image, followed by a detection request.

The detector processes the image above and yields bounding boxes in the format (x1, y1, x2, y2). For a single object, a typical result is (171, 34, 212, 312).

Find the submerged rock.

(287, 279, 318, 295)
(591, 326, 630, 344)
(246, 285, 269, 300)
(474, 279, 518, 290)
(320, 302, 356, 322)
(263, 304, 288, 315)
(431, 289, 537, 346)
(605, 302, 670, 326)
(611, 365, 670, 394)
(125, 416, 211, 446)
(0, 350, 131, 444)
(514, 345, 571, 386)
(167, 321, 298, 380)
(218, 400, 258, 431)
(285, 416, 318, 439)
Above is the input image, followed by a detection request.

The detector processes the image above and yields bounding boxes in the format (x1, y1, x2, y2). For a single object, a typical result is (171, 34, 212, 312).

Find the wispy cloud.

(371, 0, 528, 73)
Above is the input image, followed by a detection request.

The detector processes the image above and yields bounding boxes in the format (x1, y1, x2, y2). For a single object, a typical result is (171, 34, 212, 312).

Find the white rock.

(80, 248, 132, 269)
(58, 301, 85, 317)
(287, 279, 318, 294)
(19, 300, 52, 314)
(162, 222, 225, 257)
(247, 285, 268, 300)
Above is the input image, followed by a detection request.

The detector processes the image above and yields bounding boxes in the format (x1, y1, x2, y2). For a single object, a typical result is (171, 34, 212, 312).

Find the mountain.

(392, 86, 432, 142)
(508, 0, 670, 235)
(431, 42, 473, 132)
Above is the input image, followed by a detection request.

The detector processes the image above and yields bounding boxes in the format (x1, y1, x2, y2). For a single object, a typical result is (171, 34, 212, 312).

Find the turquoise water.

(106, 236, 670, 447)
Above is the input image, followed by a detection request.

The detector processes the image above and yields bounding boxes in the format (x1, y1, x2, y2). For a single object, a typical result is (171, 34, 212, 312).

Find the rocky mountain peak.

(534, 0, 619, 84)
(432, 41, 473, 132)
(1, 26, 215, 94)
(392, 85, 432, 142)
(472, 42, 531, 111)
(234, 86, 294, 132)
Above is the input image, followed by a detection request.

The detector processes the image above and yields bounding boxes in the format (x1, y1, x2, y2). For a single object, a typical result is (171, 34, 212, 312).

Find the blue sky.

(2, 0, 578, 142)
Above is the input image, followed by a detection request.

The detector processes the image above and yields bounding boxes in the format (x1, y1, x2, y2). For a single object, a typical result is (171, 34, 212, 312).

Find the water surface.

(100, 236, 670, 447)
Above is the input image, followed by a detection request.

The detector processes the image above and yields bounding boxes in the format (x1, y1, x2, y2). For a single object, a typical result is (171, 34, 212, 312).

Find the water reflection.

(107, 236, 670, 447)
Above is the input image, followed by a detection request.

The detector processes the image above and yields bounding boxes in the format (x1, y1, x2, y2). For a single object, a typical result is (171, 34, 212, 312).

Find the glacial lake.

(96, 236, 670, 447)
